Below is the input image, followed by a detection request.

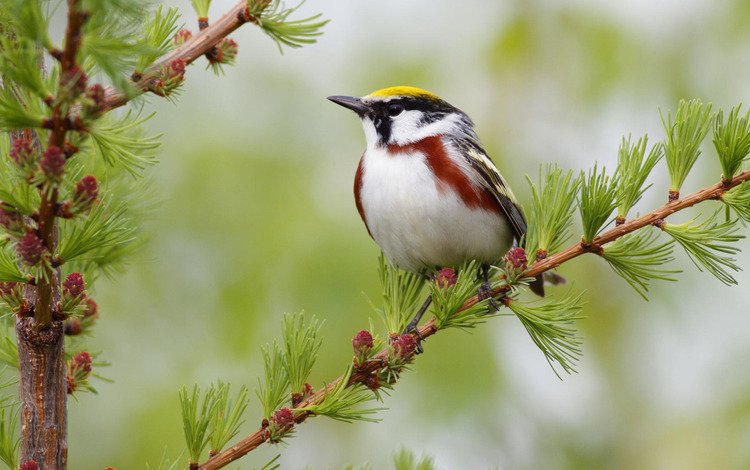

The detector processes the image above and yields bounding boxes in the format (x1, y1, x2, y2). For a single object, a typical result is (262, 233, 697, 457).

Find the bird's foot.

(401, 319, 425, 354)
(478, 282, 499, 312)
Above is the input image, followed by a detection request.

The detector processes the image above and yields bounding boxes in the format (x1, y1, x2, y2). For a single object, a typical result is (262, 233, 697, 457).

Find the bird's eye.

(387, 104, 404, 117)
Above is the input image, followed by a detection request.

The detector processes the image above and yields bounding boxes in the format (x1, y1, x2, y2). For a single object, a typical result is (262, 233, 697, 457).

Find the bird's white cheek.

(361, 118, 379, 150)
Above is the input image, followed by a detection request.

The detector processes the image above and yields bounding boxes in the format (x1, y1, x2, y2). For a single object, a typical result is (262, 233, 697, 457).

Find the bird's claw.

(402, 320, 425, 354)
(478, 282, 499, 312)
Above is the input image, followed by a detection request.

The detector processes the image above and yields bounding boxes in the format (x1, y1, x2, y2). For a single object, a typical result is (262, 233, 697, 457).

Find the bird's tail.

(529, 271, 566, 297)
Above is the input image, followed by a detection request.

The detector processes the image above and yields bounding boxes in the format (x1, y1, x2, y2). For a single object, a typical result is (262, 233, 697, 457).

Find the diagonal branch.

(198, 168, 750, 470)
(99, 0, 252, 112)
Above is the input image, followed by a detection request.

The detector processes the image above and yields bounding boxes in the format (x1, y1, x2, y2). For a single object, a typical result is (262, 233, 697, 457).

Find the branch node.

(668, 190, 680, 202)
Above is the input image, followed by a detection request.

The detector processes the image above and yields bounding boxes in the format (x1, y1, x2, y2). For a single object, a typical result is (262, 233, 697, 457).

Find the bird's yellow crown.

(367, 86, 440, 101)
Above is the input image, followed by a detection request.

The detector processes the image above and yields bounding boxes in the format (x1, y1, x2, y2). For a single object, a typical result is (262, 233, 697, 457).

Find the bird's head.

(328, 86, 476, 148)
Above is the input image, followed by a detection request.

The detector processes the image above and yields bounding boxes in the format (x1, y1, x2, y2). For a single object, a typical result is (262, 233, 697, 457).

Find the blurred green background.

(69, 0, 750, 468)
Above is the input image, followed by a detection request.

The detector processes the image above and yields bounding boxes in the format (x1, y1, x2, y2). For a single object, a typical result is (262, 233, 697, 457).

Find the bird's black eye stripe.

(387, 103, 404, 117)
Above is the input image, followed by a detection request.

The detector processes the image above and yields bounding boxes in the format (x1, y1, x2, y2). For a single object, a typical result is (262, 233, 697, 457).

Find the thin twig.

(198, 168, 750, 470)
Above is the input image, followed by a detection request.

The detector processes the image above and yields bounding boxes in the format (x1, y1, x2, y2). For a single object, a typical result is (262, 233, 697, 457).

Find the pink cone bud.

(40, 146, 66, 182)
(83, 297, 99, 319)
(352, 329, 373, 353)
(20, 462, 39, 470)
(63, 272, 86, 299)
(0, 282, 17, 300)
(17, 232, 45, 266)
(173, 29, 192, 45)
(169, 58, 186, 78)
(504, 247, 528, 271)
(272, 407, 294, 427)
(0, 206, 24, 234)
(10, 135, 35, 167)
(62, 65, 88, 96)
(73, 351, 92, 373)
(73, 175, 98, 212)
(218, 38, 238, 64)
(86, 83, 105, 103)
(434, 267, 457, 288)
(392, 334, 417, 359)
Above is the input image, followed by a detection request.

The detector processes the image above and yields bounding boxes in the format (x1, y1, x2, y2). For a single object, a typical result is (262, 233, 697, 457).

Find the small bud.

(63, 272, 86, 299)
(62, 65, 88, 96)
(302, 382, 314, 397)
(64, 317, 82, 335)
(83, 297, 99, 319)
(434, 267, 457, 288)
(173, 29, 193, 46)
(217, 38, 238, 64)
(20, 461, 39, 470)
(362, 374, 380, 391)
(74, 351, 92, 373)
(9, 134, 36, 168)
(0, 282, 17, 300)
(71, 175, 98, 213)
(504, 247, 528, 271)
(392, 334, 417, 360)
(352, 329, 373, 352)
(272, 407, 294, 428)
(169, 58, 186, 77)
(40, 146, 66, 183)
(17, 232, 45, 266)
(84, 84, 106, 115)
(0, 206, 24, 235)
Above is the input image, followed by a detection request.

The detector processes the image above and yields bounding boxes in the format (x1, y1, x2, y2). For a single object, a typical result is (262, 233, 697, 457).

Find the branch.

(197, 168, 750, 469)
(99, 0, 251, 112)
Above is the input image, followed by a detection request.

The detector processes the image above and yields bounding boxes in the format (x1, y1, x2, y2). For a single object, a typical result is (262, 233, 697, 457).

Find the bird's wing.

(454, 140, 528, 241)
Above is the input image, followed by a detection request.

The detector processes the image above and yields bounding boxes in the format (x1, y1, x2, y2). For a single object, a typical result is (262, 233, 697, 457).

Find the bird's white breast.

(358, 145, 514, 273)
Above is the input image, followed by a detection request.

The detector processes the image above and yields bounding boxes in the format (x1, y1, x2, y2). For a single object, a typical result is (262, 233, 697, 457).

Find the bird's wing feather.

(455, 140, 527, 241)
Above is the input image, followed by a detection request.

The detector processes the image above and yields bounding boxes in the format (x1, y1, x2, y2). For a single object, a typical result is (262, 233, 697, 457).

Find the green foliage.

(136, 5, 182, 73)
(87, 111, 160, 177)
(722, 181, 750, 222)
(392, 449, 435, 470)
(57, 202, 136, 264)
(256, 342, 290, 419)
(506, 291, 585, 376)
(369, 254, 425, 334)
(713, 104, 750, 180)
(145, 448, 183, 470)
(0, 245, 27, 283)
(525, 165, 580, 260)
(179, 384, 217, 464)
(251, 0, 328, 53)
(661, 99, 713, 192)
(429, 261, 491, 330)
(191, 0, 212, 18)
(601, 228, 679, 299)
(662, 212, 744, 285)
(281, 312, 322, 393)
(0, 404, 18, 469)
(0, 0, 51, 47)
(615, 135, 663, 220)
(0, 85, 45, 131)
(259, 454, 281, 470)
(208, 381, 249, 455)
(0, 36, 48, 99)
(0, 329, 17, 369)
(579, 163, 618, 243)
(298, 366, 381, 423)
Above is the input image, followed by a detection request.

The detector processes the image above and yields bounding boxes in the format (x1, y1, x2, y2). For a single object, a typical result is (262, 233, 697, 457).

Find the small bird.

(328, 86, 549, 330)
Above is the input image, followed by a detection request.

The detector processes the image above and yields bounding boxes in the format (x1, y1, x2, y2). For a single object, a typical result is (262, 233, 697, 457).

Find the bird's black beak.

(327, 95, 370, 116)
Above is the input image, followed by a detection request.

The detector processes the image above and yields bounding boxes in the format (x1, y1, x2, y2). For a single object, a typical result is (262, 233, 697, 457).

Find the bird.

(328, 86, 553, 333)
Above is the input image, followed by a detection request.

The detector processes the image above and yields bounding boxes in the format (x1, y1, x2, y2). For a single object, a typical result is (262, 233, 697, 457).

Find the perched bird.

(328, 86, 551, 329)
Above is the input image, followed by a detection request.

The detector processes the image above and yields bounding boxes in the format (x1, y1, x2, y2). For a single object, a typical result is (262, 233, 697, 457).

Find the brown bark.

(16, 318, 67, 468)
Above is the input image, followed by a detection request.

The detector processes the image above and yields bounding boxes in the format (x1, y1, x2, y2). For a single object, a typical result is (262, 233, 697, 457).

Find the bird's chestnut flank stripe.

(387, 136, 503, 215)
(353, 157, 371, 236)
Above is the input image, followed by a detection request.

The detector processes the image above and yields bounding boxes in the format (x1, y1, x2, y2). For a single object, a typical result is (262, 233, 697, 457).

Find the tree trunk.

(16, 317, 67, 468)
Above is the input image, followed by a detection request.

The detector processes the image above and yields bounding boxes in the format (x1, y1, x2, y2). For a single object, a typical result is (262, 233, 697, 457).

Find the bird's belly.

(359, 151, 514, 273)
